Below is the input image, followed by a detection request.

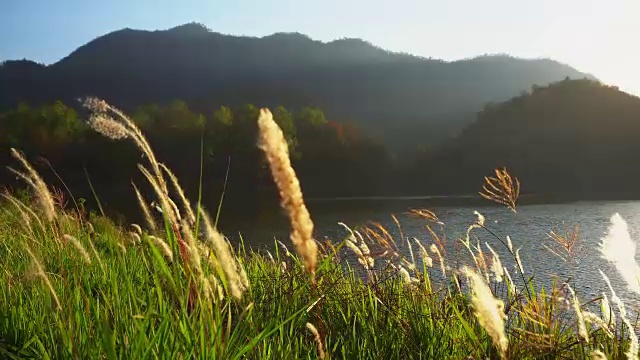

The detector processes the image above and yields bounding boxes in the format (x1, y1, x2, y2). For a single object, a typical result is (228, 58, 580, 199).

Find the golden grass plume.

(257, 108, 317, 277)
(462, 266, 508, 359)
(480, 167, 520, 213)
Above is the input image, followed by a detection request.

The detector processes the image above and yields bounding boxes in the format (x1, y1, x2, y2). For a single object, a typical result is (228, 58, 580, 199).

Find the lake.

(222, 198, 640, 309)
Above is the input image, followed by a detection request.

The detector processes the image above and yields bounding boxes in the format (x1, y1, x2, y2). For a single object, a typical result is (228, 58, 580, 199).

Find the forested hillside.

(407, 79, 640, 198)
(0, 23, 592, 150)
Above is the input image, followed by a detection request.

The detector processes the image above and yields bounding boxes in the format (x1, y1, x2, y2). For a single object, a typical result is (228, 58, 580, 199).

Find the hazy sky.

(2, 0, 639, 95)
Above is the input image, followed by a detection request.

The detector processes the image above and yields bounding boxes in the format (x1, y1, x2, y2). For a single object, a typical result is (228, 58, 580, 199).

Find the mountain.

(415, 79, 640, 198)
(0, 23, 594, 149)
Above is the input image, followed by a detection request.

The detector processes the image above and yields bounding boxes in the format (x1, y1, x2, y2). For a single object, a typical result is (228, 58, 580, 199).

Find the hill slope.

(418, 79, 640, 197)
(0, 23, 593, 149)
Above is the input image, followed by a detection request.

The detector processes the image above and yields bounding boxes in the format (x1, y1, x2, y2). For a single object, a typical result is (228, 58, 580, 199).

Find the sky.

(1, 0, 639, 95)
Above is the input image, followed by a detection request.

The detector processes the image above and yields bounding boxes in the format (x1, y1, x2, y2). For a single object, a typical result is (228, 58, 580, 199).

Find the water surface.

(224, 198, 640, 308)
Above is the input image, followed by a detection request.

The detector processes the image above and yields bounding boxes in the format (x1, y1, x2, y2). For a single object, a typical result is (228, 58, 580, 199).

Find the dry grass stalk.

(566, 283, 589, 343)
(462, 266, 508, 358)
(340, 223, 374, 270)
(8, 149, 56, 221)
(1, 193, 43, 233)
(132, 183, 157, 232)
(257, 108, 317, 276)
(200, 207, 247, 299)
(480, 167, 520, 213)
(413, 238, 433, 268)
(515, 248, 525, 275)
(544, 225, 583, 264)
(409, 208, 444, 225)
(160, 163, 196, 226)
(485, 243, 504, 283)
(63, 234, 92, 264)
(148, 235, 174, 261)
(306, 322, 326, 360)
(180, 220, 206, 292)
(601, 292, 615, 327)
(582, 311, 613, 338)
(430, 243, 446, 276)
(138, 165, 179, 226)
(24, 245, 61, 310)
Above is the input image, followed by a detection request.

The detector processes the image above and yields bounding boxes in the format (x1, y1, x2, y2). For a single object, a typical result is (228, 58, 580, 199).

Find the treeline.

(0, 100, 394, 221)
(3, 79, 640, 223)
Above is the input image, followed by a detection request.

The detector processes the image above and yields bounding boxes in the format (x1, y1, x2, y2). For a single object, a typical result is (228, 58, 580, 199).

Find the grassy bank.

(0, 99, 637, 359)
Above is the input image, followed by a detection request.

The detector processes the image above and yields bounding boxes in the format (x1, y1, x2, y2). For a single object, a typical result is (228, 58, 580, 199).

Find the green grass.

(0, 102, 634, 359)
(0, 202, 631, 359)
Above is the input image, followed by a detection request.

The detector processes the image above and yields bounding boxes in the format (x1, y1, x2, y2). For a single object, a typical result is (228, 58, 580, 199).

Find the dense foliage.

(0, 100, 392, 223)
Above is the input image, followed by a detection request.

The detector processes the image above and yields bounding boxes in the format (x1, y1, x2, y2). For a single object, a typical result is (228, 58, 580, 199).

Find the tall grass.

(0, 100, 637, 359)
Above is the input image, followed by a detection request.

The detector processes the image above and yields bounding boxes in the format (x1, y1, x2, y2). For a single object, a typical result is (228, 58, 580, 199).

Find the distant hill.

(0, 22, 594, 149)
(417, 79, 640, 198)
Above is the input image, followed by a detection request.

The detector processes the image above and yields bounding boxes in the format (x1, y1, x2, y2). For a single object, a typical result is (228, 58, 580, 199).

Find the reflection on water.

(221, 198, 640, 309)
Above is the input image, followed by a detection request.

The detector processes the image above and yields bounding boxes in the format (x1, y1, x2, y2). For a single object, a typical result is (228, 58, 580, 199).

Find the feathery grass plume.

(129, 232, 141, 245)
(544, 225, 583, 264)
(1, 193, 43, 233)
(599, 213, 640, 294)
(148, 235, 174, 261)
(306, 322, 326, 360)
(462, 266, 508, 358)
(601, 292, 615, 327)
(8, 149, 56, 221)
(341, 225, 374, 270)
(358, 238, 374, 267)
(199, 207, 247, 299)
(132, 183, 156, 232)
(206, 274, 225, 302)
(503, 266, 517, 296)
(591, 350, 607, 360)
(430, 244, 446, 276)
(480, 167, 520, 213)
(160, 163, 196, 226)
(414, 238, 433, 268)
(130, 223, 143, 236)
(582, 311, 613, 338)
(409, 208, 444, 225)
(515, 248, 525, 275)
(83, 98, 166, 191)
(600, 270, 638, 360)
(181, 221, 203, 279)
(87, 113, 132, 140)
(397, 266, 419, 284)
(406, 238, 416, 270)
(257, 108, 317, 276)
(344, 238, 366, 266)
(471, 241, 489, 281)
(463, 212, 484, 248)
(506, 235, 513, 253)
(138, 165, 179, 226)
(566, 283, 589, 343)
(266, 250, 275, 263)
(474, 210, 486, 227)
(63, 234, 91, 264)
(485, 243, 504, 283)
(24, 245, 61, 310)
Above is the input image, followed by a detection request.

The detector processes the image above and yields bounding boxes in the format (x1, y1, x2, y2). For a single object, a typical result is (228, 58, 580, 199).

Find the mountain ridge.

(0, 23, 596, 150)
